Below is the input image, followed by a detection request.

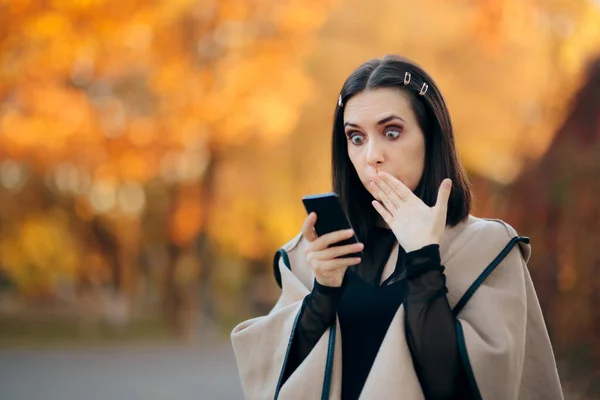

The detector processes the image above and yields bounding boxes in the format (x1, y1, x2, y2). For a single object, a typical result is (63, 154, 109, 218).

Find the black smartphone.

(302, 192, 362, 258)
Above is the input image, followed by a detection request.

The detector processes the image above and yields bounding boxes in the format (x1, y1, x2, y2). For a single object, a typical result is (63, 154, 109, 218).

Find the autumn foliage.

(1, 2, 600, 392)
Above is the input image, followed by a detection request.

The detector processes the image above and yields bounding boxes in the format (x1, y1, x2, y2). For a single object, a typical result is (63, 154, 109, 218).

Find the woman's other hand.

(301, 212, 363, 287)
(370, 171, 452, 253)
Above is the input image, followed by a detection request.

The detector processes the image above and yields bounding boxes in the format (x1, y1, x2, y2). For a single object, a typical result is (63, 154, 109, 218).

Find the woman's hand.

(301, 212, 364, 287)
(370, 171, 452, 253)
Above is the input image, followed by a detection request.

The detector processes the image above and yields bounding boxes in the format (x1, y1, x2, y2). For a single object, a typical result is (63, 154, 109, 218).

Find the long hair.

(332, 55, 472, 244)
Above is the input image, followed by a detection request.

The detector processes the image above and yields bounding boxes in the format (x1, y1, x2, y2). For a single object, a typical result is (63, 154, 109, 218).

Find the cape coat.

(231, 215, 564, 399)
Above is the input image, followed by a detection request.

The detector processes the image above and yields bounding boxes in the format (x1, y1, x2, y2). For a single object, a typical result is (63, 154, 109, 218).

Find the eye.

(385, 128, 401, 139)
(348, 133, 365, 145)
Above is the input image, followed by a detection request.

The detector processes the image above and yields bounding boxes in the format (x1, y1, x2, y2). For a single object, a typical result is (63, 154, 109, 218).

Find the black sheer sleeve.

(281, 279, 344, 383)
(403, 244, 473, 400)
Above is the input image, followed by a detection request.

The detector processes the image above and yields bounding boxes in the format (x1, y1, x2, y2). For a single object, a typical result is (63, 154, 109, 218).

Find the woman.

(231, 55, 563, 400)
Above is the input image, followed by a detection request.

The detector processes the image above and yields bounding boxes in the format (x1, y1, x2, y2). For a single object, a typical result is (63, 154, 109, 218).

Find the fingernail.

(444, 179, 452, 188)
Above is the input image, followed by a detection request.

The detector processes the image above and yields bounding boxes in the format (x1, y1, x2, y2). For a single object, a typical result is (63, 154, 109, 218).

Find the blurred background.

(0, 0, 599, 399)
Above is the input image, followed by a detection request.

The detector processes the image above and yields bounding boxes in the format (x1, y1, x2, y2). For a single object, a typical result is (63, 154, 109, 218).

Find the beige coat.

(231, 216, 563, 399)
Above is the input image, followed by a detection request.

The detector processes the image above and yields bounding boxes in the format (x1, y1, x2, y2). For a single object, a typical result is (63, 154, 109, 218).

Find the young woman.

(232, 55, 563, 400)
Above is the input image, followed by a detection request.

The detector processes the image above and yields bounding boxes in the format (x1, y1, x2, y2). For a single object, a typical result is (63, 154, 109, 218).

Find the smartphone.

(302, 192, 362, 258)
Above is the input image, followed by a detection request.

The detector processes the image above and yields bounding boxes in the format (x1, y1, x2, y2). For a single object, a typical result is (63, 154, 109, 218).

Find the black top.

(282, 227, 474, 400)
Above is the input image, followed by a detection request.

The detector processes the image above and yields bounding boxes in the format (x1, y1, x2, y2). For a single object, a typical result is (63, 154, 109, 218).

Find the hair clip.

(338, 94, 343, 107)
(419, 83, 428, 96)
(404, 72, 411, 85)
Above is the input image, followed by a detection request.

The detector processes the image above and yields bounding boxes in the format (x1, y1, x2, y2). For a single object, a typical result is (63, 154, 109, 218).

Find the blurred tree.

(282, 0, 600, 185)
(0, 0, 337, 335)
(206, 0, 600, 322)
(506, 56, 600, 391)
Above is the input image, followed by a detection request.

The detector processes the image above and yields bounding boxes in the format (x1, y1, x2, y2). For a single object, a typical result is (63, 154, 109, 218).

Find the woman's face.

(343, 88, 426, 201)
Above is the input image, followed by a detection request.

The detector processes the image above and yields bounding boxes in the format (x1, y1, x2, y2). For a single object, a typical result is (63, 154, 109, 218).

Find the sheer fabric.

(282, 227, 473, 399)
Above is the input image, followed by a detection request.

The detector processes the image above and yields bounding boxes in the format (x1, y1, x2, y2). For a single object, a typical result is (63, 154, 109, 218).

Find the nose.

(366, 139, 384, 168)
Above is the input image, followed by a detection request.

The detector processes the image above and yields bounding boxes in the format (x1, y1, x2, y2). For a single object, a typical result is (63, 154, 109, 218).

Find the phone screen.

(302, 192, 361, 258)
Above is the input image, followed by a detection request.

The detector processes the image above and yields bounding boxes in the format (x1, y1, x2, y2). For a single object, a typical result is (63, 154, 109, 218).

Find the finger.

(301, 212, 318, 242)
(373, 176, 403, 210)
(434, 178, 452, 214)
(319, 257, 362, 272)
(372, 200, 393, 223)
(370, 180, 398, 213)
(374, 173, 406, 206)
(314, 228, 356, 250)
(377, 171, 415, 203)
(315, 242, 364, 260)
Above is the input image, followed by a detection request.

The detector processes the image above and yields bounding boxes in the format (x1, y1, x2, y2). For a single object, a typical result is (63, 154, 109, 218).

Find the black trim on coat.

(273, 297, 306, 399)
(273, 248, 292, 289)
(272, 236, 530, 399)
(322, 322, 337, 400)
(451, 236, 530, 399)
(452, 236, 530, 317)
(455, 320, 483, 400)
(273, 248, 337, 399)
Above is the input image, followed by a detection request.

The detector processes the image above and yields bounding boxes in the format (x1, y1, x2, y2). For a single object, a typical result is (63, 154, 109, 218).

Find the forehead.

(343, 88, 415, 124)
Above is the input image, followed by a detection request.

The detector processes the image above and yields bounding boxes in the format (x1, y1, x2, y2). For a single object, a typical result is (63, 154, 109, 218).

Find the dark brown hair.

(332, 55, 472, 243)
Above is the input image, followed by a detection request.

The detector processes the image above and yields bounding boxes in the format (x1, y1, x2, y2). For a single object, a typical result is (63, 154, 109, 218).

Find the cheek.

(414, 139, 426, 172)
(403, 139, 426, 189)
(348, 149, 368, 179)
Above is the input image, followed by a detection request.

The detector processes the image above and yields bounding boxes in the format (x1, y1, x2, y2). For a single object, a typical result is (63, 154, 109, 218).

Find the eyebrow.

(344, 115, 406, 129)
